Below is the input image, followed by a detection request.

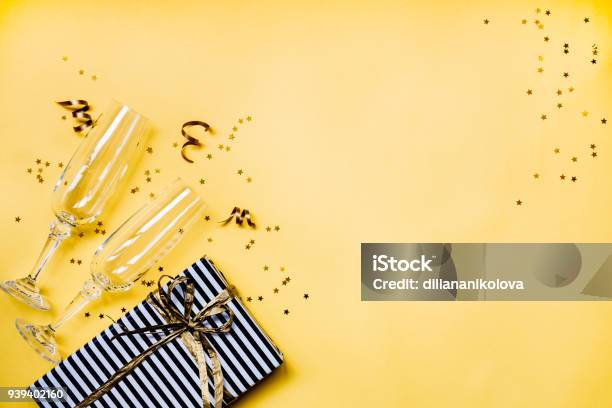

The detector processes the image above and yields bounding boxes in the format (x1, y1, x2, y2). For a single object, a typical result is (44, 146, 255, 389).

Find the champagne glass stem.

(50, 279, 103, 331)
(27, 219, 72, 283)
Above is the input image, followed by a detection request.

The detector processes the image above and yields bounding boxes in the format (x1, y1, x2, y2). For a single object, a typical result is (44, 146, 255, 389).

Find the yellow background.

(1, 0, 611, 406)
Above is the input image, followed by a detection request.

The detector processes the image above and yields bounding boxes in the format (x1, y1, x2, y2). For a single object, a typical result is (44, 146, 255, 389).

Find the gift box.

(30, 257, 283, 407)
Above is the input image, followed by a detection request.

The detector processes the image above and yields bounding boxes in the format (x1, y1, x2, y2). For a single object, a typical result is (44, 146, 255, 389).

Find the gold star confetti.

(582, 111, 589, 117)
(571, 156, 577, 162)
(78, 232, 85, 238)
(58, 162, 64, 168)
(258, 296, 263, 301)
(560, 174, 566, 180)
(62, 56, 68, 61)
(14, 216, 21, 222)
(483, 19, 490, 24)
(538, 55, 544, 62)
(237, 169, 244, 175)
(537, 67, 544, 73)
(206, 154, 213, 160)
(218, 144, 224, 150)
(602, 118, 607, 125)
(273, 288, 279, 294)
(544, 36, 550, 42)
(173, 142, 179, 148)
(571, 176, 577, 182)
(225, 146, 231, 152)
(207, 237, 213, 243)
(26, 168, 32, 173)
(130, 187, 140, 194)
(35, 159, 41, 164)
(98, 314, 104, 319)
(246, 177, 252, 183)
(584, 17, 590, 23)
(563, 72, 569, 78)
(77, 259, 82, 265)
(199, 178, 206, 184)
(557, 103, 563, 109)
(592, 152, 598, 158)
(78, 69, 84, 75)
(84, 312, 90, 317)
(204, 215, 210, 221)
(590, 144, 597, 149)
(232, 126, 238, 132)
(283, 309, 290, 315)
(238, 118, 244, 124)
(568, 86, 575, 92)
(263, 265, 269, 271)
(555, 148, 561, 154)
(515, 200, 522, 206)
(155, 168, 160, 174)
(556, 89, 562, 96)
(121, 307, 126, 313)
(179, 228, 184, 234)
(146, 177, 151, 183)
(228, 134, 235, 141)
(246, 116, 252, 121)
(70, 258, 75, 264)
(522, 19, 527, 24)
(545, 10, 551, 16)
(265, 226, 272, 232)
(247, 297, 252, 302)
(540, 114, 547, 120)
(274, 225, 280, 231)
(149, 192, 155, 198)
(533, 173, 540, 179)
(146, 147, 153, 154)
(526, 89, 533, 95)
(91, 75, 97, 81)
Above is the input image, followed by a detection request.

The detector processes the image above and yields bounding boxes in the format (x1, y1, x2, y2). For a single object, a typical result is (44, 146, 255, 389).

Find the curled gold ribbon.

(181, 121, 210, 163)
(76, 275, 234, 408)
(220, 207, 256, 228)
(56, 100, 94, 133)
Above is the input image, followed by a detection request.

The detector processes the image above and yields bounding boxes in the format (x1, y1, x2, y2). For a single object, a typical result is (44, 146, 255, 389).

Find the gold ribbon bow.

(76, 275, 234, 408)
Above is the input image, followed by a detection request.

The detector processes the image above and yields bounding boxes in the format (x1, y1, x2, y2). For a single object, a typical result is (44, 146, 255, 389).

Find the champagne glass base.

(15, 318, 61, 364)
(0, 278, 51, 311)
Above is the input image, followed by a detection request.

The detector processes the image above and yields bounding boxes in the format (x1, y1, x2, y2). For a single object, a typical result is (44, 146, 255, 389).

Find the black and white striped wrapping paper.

(31, 257, 283, 407)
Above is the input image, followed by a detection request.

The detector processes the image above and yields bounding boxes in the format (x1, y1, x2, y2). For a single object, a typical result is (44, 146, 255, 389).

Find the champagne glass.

(1, 100, 148, 311)
(15, 178, 204, 363)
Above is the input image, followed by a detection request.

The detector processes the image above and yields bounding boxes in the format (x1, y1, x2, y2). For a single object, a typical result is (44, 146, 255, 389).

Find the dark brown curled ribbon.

(56, 100, 94, 132)
(181, 120, 210, 163)
(220, 206, 256, 228)
(76, 275, 234, 408)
